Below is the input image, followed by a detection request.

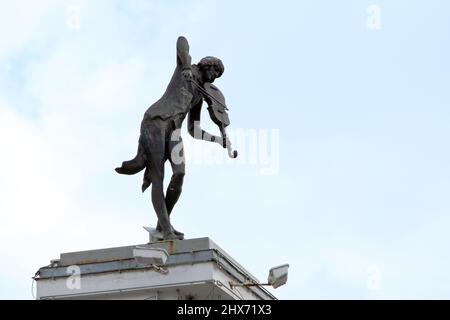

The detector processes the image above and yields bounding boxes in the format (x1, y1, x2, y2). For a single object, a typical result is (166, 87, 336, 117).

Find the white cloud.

(83, 59, 147, 112)
(0, 103, 70, 240)
(0, 0, 62, 62)
(0, 102, 149, 299)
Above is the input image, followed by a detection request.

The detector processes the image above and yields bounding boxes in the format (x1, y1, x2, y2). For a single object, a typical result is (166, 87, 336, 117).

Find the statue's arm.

(176, 36, 192, 69)
(188, 101, 222, 144)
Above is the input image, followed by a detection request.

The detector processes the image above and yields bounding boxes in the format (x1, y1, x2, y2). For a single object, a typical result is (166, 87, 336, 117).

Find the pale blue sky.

(0, 0, 449, 299)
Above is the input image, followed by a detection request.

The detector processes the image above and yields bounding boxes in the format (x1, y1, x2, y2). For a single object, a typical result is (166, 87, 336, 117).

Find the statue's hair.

(198, 56, 224, 77)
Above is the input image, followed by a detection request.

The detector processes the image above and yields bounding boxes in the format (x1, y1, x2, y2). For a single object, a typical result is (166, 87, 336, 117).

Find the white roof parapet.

(34, 237, 276, 300)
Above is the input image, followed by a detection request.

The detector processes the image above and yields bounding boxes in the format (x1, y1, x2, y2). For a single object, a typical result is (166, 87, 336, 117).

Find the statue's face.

(202, 65, 221, 83)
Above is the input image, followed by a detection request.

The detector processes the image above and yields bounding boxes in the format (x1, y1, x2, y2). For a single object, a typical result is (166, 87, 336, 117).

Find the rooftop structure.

(34, 237, 276, 300)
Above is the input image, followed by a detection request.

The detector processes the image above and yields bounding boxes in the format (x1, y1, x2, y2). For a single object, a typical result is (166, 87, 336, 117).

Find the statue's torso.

(143, 65, 202, 126)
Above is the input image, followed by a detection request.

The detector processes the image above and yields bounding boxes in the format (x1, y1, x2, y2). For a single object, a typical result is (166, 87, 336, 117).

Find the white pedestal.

(34, 237, 276, 300)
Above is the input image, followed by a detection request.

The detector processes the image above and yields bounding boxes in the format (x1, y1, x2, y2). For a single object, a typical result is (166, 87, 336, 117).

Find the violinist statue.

(115, 36, 237, 241)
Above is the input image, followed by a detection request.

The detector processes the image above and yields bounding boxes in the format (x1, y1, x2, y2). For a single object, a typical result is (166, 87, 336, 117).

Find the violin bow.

(189, 79, 229, 110)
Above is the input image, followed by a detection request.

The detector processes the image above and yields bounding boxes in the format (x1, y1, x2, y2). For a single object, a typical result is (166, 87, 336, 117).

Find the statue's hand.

(181, 68, 193, 81)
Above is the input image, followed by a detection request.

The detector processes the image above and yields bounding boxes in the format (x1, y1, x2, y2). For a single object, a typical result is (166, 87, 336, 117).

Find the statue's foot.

(173, 229, 184, 238)
(174, 231, 184, 240)
(157, 225, 184, 238)
(163, 232, 184, 241)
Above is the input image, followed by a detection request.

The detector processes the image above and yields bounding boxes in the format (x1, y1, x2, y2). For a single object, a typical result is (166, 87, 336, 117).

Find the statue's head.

(198, 56, 224, 83)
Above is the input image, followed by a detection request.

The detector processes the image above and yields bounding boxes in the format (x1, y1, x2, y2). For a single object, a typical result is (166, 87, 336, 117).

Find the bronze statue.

(115, 36, 237, 241)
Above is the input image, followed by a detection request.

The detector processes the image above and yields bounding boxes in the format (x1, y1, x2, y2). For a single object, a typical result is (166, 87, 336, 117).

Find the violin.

(190, 80, 238, 159)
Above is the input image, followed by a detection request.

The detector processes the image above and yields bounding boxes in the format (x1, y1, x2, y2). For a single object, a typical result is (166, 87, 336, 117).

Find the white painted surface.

(37, 262, 214, 299)
(35, 238, 276, 300)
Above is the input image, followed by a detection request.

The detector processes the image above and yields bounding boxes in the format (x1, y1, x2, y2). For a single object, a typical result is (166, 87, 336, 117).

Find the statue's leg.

(141, 122, 180, 240)
(156, 136, 185, 237)
(148, 158, 171, 233)
(166, 136, 185, 215)
(115, 142, 146, 175)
